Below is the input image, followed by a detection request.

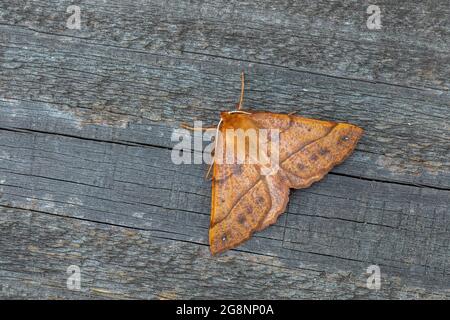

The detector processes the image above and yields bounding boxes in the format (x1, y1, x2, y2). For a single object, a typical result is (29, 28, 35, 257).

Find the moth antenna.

(237, 72, 245, 110)
(205, 162, 213, 180)
(206, 72, 246, 181)
(227, 110, 251, 115)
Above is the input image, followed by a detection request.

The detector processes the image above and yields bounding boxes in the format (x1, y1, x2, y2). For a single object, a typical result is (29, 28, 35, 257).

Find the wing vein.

(281, 123, 337, 164)
(212, 124, 337, 227)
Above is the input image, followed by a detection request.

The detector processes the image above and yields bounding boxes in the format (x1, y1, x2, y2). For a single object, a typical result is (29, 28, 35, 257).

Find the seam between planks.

(1, 126, 448, 192)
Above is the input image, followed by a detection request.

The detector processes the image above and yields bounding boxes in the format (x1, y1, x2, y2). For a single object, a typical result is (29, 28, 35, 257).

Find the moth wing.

(209, 111, 363, 254)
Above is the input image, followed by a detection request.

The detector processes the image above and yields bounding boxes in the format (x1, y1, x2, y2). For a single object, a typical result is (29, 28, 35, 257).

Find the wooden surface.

(0, 0, 449, 299)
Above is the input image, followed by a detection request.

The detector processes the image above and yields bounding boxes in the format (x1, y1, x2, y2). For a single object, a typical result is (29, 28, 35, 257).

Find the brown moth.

(185, 73, 363, 255)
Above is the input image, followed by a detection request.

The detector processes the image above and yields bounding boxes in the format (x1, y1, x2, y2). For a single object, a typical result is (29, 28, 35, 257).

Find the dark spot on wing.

(337, 135, 349, 145)
(309, 154, 318, 162)
(256, 196, 264, 205)
(297, 163, 305, 170)
(245, 205, 253, 214)
(319, 148, 329, 155)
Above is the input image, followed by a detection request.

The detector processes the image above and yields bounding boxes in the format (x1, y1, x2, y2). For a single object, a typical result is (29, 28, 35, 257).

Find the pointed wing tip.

(348, 122, 364, 134)
(209, 235, 219, 255)
(353, 124, 364, 135)
(209, 240, 227, 256)
(340, 122, 364, 142)
(209, 247, 219, 255)
(352, 125, 364, 143)
(209, 227, 254, 255)
(209, 230, 226, 255)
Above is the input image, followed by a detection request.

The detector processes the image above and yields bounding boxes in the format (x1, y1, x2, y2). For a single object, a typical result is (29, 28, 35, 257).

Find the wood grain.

(0, 0, 449, 299)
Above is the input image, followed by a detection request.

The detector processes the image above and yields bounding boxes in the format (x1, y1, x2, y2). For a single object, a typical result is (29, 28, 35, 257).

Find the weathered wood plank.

(1, 206, 449, 299)
(0, 0, 449, 299)
(1, 0, 449, 90)
(0, 128, 449, 290)
(1, 37, 449, 189)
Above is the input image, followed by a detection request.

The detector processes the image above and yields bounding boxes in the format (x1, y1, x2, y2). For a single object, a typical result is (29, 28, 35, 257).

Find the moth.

(184, 74, 363, 255)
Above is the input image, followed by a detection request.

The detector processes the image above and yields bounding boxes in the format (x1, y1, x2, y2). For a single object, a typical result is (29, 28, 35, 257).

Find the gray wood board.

(2, 206, 449, 299)
(0, 0, 449, 299)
